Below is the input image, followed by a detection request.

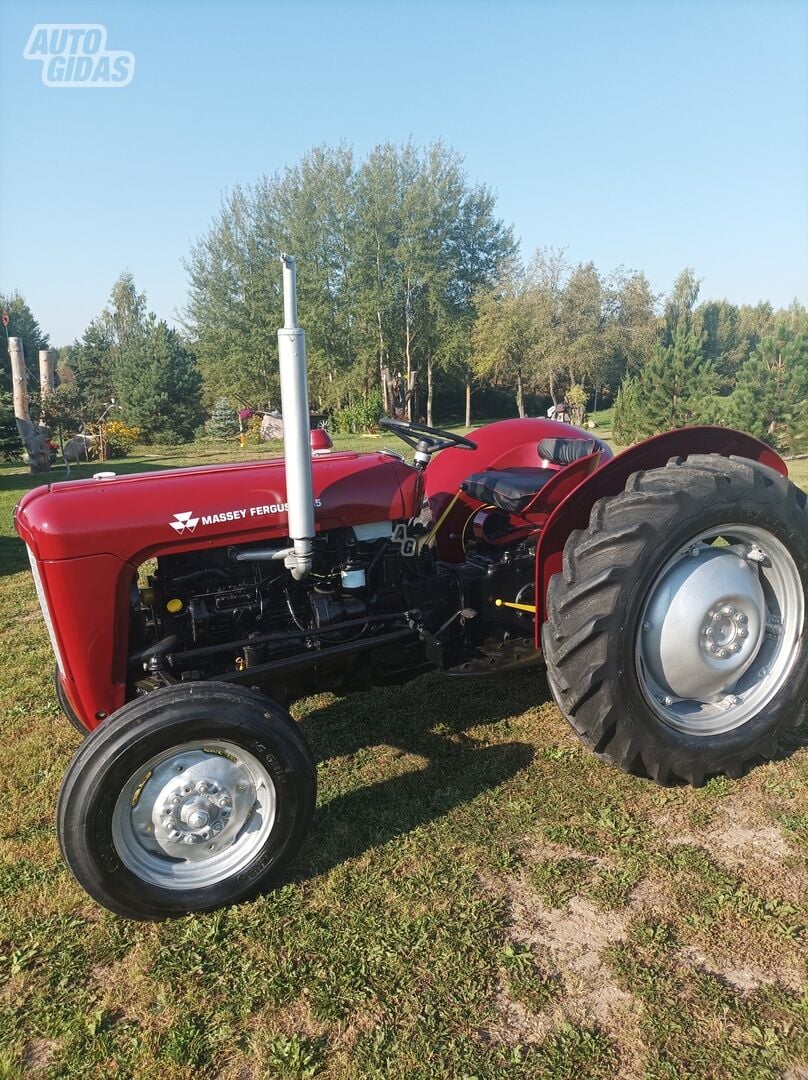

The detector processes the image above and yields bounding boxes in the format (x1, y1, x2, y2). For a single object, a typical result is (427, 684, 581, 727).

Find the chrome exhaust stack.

(278, 254, 315, 581)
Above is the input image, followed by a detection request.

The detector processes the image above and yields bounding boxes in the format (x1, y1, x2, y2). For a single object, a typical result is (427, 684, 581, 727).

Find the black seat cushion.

(462, 467, 556, 513)
(538, 437, 596, 466)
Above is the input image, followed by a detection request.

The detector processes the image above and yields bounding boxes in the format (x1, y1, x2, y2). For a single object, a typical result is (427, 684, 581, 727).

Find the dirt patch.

(481, 872, 646, 1078)
(249, 994, 328, 1041)
(22, 1039, 60, 1075)
(677, 945, 777, 993)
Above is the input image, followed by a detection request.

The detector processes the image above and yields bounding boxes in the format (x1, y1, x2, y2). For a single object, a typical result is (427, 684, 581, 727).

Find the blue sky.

(1, 0, 806, 345)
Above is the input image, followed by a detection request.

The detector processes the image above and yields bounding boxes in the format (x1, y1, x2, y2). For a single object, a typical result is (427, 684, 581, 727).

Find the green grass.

(0, 436, 806, 1078)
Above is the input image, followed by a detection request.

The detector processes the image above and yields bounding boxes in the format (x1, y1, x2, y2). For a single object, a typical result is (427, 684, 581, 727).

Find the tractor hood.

(15, 450, 419, 565)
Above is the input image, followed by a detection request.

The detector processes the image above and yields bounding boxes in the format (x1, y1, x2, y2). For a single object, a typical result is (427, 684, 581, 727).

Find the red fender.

(533, 426, 787, 647)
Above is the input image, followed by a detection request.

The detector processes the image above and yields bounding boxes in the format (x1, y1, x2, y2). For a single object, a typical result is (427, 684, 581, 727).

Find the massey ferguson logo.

(169, 512, 199, 534)
(169, 501, 322, 534)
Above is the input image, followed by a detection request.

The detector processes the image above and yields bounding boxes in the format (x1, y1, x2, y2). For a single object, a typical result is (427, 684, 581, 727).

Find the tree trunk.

(426, 354, 433, 427)
(407, 369, 417, 422)
(405, 315, 414, 422)
(9, 337, 50, 472)
(516, 367, 525, 419)
(39, 348, 55, 396)
(377, 309, 386, 406)
(465, 373, 471, 429)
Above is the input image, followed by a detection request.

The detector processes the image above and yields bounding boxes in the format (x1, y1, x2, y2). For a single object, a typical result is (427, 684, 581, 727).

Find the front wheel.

(57, 683, 316, 919)
(542, 455, 808, 785)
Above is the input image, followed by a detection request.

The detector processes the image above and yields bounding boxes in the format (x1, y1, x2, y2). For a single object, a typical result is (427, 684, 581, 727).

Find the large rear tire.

(57, 682, 316, 919)
(542, 455, 808, 785)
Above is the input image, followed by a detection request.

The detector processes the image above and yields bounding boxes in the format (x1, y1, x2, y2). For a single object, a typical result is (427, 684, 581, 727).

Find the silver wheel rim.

(111, 739, 277, 889)
(635, 524, 804, 736)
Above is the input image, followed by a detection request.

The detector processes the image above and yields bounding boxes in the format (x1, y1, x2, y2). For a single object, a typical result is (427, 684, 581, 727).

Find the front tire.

(54, 666, 87, 737)
(57, 682, 316, 919)
(542, 455, 808, 785)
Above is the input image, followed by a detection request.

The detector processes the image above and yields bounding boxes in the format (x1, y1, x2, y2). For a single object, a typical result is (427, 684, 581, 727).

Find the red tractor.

(15, 257, 807, 920)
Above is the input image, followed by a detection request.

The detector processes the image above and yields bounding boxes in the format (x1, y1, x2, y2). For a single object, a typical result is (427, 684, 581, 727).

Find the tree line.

(2, 140, 806, 458)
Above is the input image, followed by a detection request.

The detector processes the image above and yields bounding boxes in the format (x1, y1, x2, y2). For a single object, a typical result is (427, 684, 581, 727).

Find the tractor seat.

(462, 439, 598, 514)
(462, 468, 557, 513)
(538, 437, 597, 465)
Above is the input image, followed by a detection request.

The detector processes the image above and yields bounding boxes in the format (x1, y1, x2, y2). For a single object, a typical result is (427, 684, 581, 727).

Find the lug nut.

(718, 648, 728, 659)
(737, 613, 747, 624)
(738, 628, 748, 638)
(731, 643, 741, 653)
(704, 627, 714, 638)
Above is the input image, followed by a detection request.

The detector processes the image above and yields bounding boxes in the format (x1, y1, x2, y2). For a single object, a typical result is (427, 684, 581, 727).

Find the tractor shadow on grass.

(292, 669, 541, 883)
(0, 534, 30, 576)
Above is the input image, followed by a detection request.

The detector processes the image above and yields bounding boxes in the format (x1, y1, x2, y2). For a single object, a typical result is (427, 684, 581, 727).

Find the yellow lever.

(494, 598, 537, 613)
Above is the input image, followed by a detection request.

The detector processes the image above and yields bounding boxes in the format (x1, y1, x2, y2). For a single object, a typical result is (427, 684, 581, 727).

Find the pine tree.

(207, 397, 240, 439)
(613, 325, 718, 444)
(114, 317, 202, 443)
(728, 328, 808, 453)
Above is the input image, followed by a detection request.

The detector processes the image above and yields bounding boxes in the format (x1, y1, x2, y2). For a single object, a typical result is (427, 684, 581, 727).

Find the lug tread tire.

(57, 682, 316, 920)
(542, 455, 808, 786)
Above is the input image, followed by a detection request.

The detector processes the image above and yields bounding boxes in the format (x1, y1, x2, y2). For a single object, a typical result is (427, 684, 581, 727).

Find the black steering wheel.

(379, 417, 477, 454)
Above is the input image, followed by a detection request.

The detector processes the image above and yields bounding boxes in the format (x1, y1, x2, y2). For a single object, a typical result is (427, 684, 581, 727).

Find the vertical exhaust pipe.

(278, 254, 315, 580)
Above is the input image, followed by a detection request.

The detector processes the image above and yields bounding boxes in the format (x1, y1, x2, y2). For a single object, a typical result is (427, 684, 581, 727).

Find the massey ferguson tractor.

(15, 256, 807, 920)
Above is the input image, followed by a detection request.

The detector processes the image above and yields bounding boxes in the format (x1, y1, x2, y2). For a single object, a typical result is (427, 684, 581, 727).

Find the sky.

(0, 0, 806, 346)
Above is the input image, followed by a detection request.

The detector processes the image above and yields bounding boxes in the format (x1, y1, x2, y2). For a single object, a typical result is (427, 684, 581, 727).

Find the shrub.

(333, 390, 383, 434)
(207, 397, 240, 439)
(104, 419, 140, 458)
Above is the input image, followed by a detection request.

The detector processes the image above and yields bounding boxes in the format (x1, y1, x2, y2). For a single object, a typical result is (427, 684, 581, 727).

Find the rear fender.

(533, 426, 787, 646)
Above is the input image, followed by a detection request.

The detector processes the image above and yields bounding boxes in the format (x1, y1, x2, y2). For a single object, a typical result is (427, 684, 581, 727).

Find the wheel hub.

(128, 748, 260, 863)
(635, 524, 804, 736)
(641, 545, 766, 703)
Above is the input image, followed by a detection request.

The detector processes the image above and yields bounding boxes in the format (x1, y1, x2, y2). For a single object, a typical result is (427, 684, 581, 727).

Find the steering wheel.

(379, 417, 477, 454)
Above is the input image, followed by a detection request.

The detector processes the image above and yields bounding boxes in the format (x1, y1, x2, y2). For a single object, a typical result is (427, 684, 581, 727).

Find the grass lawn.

(0, 433, 806, 1078)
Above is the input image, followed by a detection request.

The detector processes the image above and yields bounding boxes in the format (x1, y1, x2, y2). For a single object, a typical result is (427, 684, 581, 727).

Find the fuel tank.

(15, 449, 420, 564)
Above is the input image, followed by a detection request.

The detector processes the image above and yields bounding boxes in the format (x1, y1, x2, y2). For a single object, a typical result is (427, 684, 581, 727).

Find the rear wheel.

(542, 455, 808, 785)
(57, 682, 316, 919)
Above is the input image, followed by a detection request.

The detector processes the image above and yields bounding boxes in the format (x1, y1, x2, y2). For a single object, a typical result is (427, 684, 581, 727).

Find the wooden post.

(39, 348, 55, 396)
(465, 374, 472, 429)
(8, 336, 50, 472)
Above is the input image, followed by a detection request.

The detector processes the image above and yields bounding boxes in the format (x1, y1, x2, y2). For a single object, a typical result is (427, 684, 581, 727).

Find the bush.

(207, 397, 240, 439)
(104, 419, 140, 458)
(333, 390, 383, 434)
(0, 393, 18, 462)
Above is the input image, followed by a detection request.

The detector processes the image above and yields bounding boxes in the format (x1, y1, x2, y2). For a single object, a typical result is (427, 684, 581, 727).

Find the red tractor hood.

(15, 450, 419, 565)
